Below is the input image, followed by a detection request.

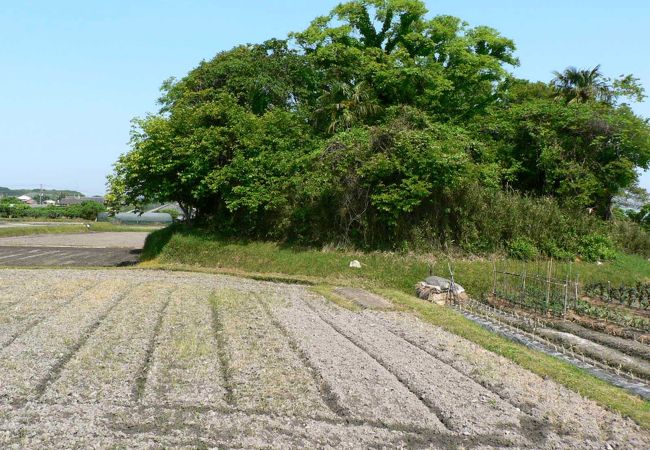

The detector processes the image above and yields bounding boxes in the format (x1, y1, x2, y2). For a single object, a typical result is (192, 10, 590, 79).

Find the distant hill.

(0, 186, 85, 199)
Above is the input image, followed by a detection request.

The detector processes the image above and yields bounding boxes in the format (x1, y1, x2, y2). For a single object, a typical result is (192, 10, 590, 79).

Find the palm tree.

(314, 81, 382, 133)
(551, 65, 611, 104)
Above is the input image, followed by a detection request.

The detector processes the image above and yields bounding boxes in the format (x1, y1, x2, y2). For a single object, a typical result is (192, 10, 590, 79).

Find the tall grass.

(204, 183, 650, 260)
(407, 187, 611, 258)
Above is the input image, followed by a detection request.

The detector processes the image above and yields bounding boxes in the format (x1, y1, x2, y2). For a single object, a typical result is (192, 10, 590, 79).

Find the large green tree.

(292, 0, 518, 122)
(474, 79, 650, 217)
(108, 0, 650, 254)
(552, 65, 645, 105)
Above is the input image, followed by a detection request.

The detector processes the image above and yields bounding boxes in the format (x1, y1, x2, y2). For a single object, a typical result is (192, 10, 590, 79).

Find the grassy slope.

(142, 227, 650, 298)
(140, 226, 650, 428)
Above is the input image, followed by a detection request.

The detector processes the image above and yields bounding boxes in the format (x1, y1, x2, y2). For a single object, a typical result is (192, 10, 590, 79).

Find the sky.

(1, 0, 649, 195)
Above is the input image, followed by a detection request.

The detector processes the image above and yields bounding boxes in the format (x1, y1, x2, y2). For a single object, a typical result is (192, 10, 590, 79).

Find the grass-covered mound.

(142, 225, 650, 299)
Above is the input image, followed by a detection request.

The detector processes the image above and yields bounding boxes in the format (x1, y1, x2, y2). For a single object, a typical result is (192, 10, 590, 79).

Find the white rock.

(349, 260, 362, 269)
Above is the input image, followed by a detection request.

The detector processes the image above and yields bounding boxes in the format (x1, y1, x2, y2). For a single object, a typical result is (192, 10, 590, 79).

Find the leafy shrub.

(439, 186, 600, 257)
(508, 238, 539, 260)
(609, 220, 650, 258)
(540, 241, 575, 260)
(577, 234, 617, 261)
(0, 199, 105, 220)
(0, 198, 32, 218)
(69, 201, 106, 220)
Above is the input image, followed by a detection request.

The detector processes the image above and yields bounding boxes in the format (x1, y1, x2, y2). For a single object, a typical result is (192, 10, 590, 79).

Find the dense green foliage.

(627, 204, 650, 231)
(109, 0, 650, 258)
(0, 197, 105, 220)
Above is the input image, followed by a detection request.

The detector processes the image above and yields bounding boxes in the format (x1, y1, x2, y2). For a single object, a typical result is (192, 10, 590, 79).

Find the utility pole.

(39, 184, 43, 205)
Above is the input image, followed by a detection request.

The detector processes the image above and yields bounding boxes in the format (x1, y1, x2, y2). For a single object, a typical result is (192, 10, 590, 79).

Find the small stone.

(349, 260, 362, 269)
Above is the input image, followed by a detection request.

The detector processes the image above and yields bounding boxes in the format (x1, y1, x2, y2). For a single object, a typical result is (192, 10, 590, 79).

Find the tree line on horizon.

(107, 0, 650, 258)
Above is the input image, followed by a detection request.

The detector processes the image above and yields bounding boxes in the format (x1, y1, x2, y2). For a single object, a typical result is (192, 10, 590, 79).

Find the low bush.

(508, 238, 539, 260)
(609, 220, 650, 258)
(577, 234, 617, 262)
(0, 200, 31, 218)
(174, 184, 650, 261)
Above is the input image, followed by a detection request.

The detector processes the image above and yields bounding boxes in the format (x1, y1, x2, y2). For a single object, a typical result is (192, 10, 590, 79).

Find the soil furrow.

(209, 292, 235, 407)
(30, 283, 134, 401)
(215, 289, 336, 418)
(0, 280, 96, 350)
(41, 282, 173, 405)
(258, 296, 347, 419)
(1, 269, 648, 449)
(133, 287, 174, 402)
(311, 301, 453, 426)
(0, 402, 468, 449)
(550, 319, 650, 361)
(272, 291, 447, 432)
(368, 311, 534, 415)
(142, 285, 227, 408)
(0, 280, 132, 403)
(303, 296, 526, 442)
(372, 310, 647, 446)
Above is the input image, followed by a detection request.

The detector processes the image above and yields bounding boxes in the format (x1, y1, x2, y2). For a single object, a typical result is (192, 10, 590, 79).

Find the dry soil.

(0, 269, 647, 449)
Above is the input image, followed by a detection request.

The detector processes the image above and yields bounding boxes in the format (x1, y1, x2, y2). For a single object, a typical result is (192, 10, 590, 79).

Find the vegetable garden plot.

(585, 282, 650, 311)
(491, 262, 650, 334)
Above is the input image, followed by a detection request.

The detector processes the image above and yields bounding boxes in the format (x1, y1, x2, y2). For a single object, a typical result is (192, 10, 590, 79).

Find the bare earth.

(0, 232, 149, 267)
(0, 269, 647, 448)
(0, 222, 84, 229)
(0, 232, 149, 248)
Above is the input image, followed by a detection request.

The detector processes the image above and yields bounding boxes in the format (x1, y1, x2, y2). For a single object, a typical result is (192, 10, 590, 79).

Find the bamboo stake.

(562, 275, 569, 319)
(574, 274, 580, 309)
(492, 259, 497, 297)
(545, 260, 552, 313)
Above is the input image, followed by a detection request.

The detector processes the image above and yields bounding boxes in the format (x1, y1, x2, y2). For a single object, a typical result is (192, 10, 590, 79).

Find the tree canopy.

(108, 0, 650, 255)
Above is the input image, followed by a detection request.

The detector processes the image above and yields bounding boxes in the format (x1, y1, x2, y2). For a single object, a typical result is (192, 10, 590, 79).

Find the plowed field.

(0, 269, 646, 448)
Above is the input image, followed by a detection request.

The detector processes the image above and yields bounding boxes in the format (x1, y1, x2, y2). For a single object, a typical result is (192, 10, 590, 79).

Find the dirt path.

(0, 232, 149, 248)
(0, 232, 148, 267)
(0, 269, 647, 449)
